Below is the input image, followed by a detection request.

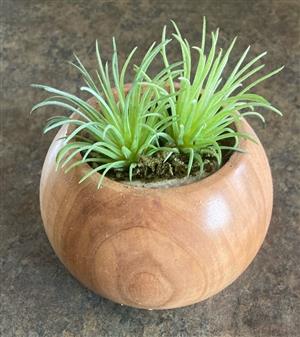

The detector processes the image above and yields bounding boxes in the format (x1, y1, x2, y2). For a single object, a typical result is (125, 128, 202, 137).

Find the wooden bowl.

(40, 101, 273, 310)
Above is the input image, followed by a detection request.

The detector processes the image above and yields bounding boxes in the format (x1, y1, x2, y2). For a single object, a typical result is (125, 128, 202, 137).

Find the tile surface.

(1, 0, 299, 336)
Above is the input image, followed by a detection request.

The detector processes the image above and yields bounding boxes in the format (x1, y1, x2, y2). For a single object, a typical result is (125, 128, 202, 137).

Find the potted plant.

(32, 19, 283, 310)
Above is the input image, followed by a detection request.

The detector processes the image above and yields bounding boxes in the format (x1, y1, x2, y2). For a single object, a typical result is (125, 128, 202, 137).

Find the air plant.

(148, 18, 283, 175)
(32, 19, 283, 187)
(31, 38, 180, 187)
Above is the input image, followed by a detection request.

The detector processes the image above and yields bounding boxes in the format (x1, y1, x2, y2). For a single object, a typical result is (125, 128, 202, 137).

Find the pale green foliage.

(32, 19, 283, 187)
(32, 39, 177, 187)
(152, 18, 283, 175)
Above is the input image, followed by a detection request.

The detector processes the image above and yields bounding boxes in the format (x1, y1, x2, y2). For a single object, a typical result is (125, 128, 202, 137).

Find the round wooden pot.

(40, 103, 273, 310)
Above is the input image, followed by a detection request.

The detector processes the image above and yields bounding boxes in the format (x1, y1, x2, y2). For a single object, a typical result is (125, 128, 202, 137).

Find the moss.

(105, 150, 221, 182)
(82, 132, 234, 183)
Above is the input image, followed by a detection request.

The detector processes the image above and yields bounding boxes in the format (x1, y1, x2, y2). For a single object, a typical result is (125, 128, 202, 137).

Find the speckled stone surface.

(1, 0, 299, 336)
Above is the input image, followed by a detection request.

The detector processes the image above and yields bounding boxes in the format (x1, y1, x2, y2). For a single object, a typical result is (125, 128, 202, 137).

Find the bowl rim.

(62, 120, 254, 192)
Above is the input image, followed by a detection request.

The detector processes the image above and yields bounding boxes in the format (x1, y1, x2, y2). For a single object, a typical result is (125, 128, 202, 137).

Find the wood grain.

(40, 94, 273, 309)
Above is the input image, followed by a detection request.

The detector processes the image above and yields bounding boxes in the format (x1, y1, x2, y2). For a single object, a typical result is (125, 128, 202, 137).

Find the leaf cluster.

(32, 19, 283, 187)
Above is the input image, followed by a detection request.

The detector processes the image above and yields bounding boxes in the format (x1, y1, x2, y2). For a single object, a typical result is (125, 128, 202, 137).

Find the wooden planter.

(40, 101, 273, 309)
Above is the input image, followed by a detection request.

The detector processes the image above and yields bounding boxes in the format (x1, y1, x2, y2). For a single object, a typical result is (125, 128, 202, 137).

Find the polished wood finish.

(40, 102, 273, 309)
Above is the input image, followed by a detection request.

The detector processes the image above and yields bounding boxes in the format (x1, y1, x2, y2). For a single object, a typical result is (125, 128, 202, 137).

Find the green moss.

(105, 150, 221, 182)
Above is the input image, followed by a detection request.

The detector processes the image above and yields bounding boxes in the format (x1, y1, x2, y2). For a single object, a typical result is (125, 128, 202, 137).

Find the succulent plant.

(147, 18, 283, 175)
(32, 18, 283, 187)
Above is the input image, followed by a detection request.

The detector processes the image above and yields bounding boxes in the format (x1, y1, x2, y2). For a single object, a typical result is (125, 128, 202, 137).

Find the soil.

(86, 145, 233, 187)
(108, 151, 219, 181)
